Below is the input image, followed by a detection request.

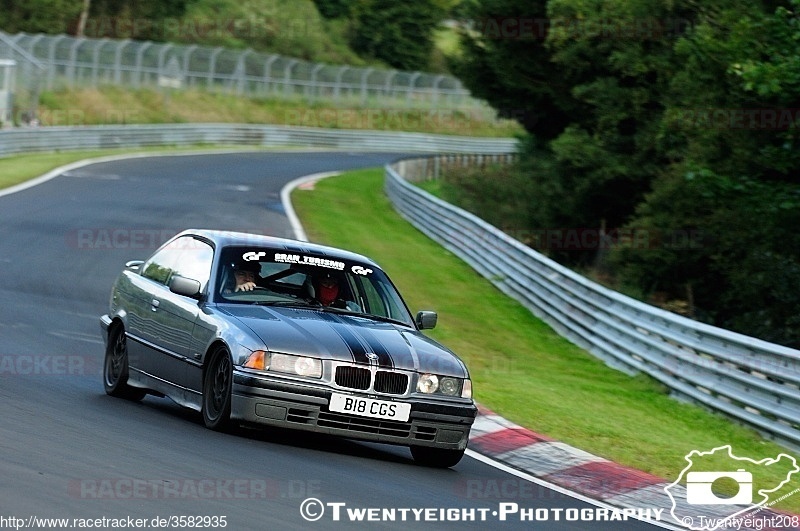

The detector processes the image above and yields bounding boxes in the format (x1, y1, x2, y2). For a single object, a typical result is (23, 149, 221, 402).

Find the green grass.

(0, 149, 161, 190)
(33, 86, 521, 138)
(292, 168, 800, 512)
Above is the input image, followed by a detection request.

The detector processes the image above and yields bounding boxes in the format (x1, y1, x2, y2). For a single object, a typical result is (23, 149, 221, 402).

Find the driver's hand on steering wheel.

(235, 281, 257, 292)
(233, 268, 258, 292)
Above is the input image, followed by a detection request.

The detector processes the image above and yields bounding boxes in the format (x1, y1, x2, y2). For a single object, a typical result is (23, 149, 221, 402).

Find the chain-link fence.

(1, 31, 488, 121)
(0, 32, 45, 125)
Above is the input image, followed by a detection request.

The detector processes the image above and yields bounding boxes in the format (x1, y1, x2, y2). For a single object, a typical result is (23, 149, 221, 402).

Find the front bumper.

(231, 371, 477, 450)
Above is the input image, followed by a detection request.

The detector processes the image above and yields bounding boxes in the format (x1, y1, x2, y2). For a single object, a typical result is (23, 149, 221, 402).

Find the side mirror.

(415, 311, 438, 330)
(169, 275, 202, 298)
(125, 260, 144, 271)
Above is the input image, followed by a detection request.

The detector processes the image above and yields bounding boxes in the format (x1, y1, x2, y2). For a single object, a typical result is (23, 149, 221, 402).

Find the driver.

(230, 260, 260, 292)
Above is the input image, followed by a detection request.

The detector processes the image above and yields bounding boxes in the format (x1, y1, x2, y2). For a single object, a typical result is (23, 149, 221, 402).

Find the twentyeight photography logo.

(665, 445, 799, 530)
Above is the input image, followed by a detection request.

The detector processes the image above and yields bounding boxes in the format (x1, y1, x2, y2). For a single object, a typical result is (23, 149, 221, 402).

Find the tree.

(612, 0, 800, 346)
(451, 0, 695, 264)
(450, 0, 800, 346)
(312, 0, 351, 19)
(85, 0, 192, 40)
(450, 0, 575, 138)
(348, 0, 447, 71)
(76, 0, 91, 37)
(0, 0, 83, 34)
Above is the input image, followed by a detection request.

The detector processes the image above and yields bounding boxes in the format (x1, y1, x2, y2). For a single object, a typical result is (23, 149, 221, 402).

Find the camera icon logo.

(686, 469, 753, 505)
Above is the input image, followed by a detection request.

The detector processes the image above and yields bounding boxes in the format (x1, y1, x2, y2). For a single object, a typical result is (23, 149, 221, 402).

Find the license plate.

(329, 393, 410, 422)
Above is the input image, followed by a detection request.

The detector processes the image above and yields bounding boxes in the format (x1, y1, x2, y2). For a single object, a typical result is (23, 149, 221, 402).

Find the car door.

(132, 236, 214, 402)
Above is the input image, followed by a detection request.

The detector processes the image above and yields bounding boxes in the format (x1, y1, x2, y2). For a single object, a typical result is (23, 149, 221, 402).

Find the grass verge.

(292, 167, 800, 512)
(34, 86, 522, 138)
(0, 149, 170, 190)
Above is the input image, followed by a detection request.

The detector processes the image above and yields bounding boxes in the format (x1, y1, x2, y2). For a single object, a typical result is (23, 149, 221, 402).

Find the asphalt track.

(0, 151, 665, 530)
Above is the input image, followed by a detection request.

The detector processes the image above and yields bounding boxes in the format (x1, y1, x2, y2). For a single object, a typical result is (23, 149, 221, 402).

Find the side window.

(352, 273, 409, 321)
(353, 275, 385, 316)
(141, 242, 182, 285)
(141, 237, 214, 292)
(373, 281, 408, 321)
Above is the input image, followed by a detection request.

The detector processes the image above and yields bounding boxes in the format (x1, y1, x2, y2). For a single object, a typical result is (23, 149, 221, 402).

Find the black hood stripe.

(352, 326, 394, 368)
(317, 312, 397, 367)
(316, 312, 370, 364)
(332, 324, 371, 364)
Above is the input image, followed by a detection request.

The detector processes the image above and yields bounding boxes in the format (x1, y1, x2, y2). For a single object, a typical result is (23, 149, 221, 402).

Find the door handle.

(151, 299, 160, 311)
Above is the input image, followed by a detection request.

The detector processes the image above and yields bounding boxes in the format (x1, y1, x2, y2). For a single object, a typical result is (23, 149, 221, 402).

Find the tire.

(202, 346, 233, 431)
(410, 446, 465, 468)
(103, 325, 146, 401)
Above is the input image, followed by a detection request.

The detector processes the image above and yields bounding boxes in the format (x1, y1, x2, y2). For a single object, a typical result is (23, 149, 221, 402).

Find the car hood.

(219, 305, 467, 377)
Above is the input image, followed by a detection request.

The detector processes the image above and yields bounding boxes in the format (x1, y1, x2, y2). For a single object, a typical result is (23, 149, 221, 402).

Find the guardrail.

(386, 155, 800, 450)
(0, 123, 518, 157)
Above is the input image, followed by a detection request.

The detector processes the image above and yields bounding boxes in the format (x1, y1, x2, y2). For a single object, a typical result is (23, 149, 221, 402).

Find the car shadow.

(109, 392, 415, 466)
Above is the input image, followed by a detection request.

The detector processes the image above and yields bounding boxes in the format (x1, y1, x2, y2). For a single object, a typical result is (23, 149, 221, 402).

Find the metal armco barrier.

(386, 155, 800, 450)
(0, 123, 518, 157)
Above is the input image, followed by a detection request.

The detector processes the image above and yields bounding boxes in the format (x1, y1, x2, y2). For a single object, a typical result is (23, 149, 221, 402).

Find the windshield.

(214, 247, 415, 326)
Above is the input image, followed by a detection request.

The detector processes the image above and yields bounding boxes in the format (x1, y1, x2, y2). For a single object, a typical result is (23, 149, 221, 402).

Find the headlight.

(417, 374, 439, 393)
(271, 353, 322, 378)
(417, 374, 470, 398)
(439, 377, 460, 396)
(242, 350, 322, 378)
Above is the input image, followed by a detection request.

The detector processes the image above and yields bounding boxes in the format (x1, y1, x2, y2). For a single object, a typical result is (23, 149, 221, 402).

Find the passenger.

(315, 272, 341, 306)
(311, 272, 362, 312)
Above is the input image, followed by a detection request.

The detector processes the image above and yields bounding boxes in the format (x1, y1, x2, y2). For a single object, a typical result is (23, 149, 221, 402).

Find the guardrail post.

(359, 68, 373, 106)
(308, 63, 324, 102)
(113, 39, 130, 85)
(263, 55, 279, 95)
(207, 47, 223, 92)
(334, 66, 348, 101)
(283, 59, 298, 97)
